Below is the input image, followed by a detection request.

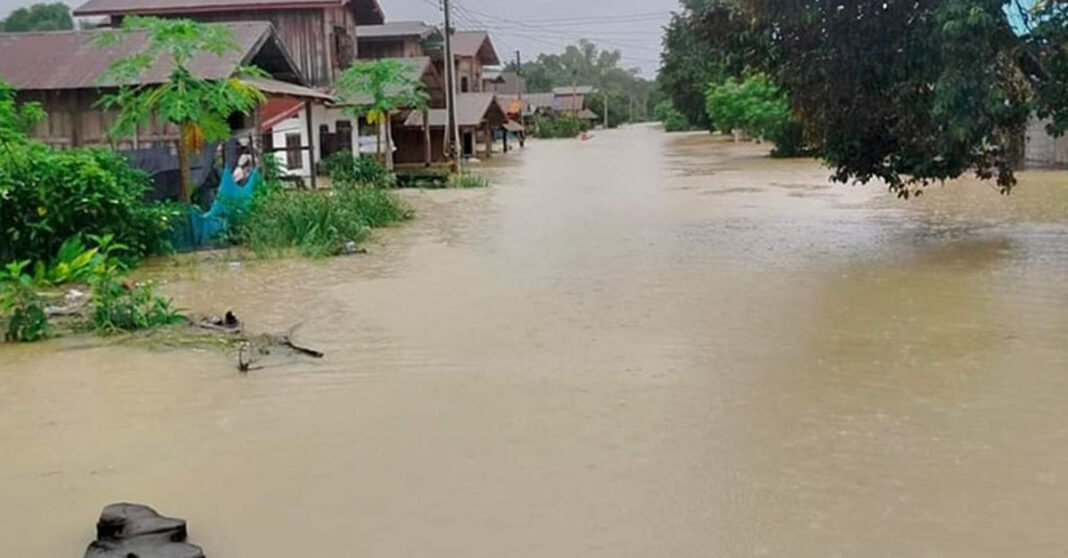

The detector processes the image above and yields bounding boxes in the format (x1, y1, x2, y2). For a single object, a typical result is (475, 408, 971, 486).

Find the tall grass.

(233, 184, 411, 258)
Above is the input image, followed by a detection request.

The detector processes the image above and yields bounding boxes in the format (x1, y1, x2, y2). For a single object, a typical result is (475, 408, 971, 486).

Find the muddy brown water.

(2, 125, 1068, 557)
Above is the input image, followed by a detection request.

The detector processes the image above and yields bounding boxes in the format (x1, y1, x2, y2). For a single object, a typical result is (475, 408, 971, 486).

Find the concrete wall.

(1025, 118, 1068, 168)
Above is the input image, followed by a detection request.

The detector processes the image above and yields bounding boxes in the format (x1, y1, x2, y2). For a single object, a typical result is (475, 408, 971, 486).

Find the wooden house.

(356, 21, 441, 60)
(0, 22, 330, 152)
(450, 31, 499, 93)
(397, 92, 507, 164)
(72, 0, 385, 87)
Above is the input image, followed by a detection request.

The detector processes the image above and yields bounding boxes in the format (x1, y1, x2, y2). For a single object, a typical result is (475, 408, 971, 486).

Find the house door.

(462, 132, 474, 156)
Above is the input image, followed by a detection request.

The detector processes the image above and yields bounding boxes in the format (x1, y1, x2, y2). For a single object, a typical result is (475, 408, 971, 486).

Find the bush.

(89, 262, 184, 334)
(0, 143, 182, 262)
(321, 152, 394, 188)
(449, 172, 489, 189)
(533, 114, 584, 139)
(396, 169, 451, 189)
(232, 183, 411, 258)
(0, 261, 50, 342)
(655, 100, 692, 132)
(705, 74, 809, 156)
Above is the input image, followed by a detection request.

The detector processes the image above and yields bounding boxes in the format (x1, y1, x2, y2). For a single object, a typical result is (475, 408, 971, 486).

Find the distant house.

(72, 0, 385, 87)
(356, 20, 441, 60)
(483, 70, 526, 95)
(0, 22, 329, 151)
(451, 31, 499, 93)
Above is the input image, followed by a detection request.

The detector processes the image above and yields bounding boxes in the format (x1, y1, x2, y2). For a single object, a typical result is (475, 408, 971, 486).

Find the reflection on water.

(2, 126, 1067, 557)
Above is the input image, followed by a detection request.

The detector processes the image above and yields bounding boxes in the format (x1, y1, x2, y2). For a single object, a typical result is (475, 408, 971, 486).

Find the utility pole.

(442, 0, 461, 170)
(603, 91, 608, 129)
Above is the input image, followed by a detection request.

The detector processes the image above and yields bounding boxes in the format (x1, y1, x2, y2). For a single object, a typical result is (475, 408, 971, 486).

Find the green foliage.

(449, 172, 490, 189)
(533, 114, 584, 139)
(96, 17, 267, 144)
(395, 168, 451, 189)
(335, 59, 429, 124)
(0, 141, 182, 263)
(232, 184, 411, 258)
(658, 0, 756, 131)
(0, 261, 50, 342)
(655, 100, 692, 132)
(733, 0, 1053, 195)
(89, 263, 184, 333)
(321, 152, 394, 188)
(0, 80, 46, 145)
(1, 2, 73, 32)
(705, 74, 805, 156)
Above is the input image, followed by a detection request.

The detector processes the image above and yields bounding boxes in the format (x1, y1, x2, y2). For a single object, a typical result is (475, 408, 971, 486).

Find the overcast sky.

(0, 0, 675, 76)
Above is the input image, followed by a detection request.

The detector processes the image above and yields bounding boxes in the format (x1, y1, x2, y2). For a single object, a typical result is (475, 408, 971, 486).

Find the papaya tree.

(334, 58, 428, 170)
(96, 17, 266, 202)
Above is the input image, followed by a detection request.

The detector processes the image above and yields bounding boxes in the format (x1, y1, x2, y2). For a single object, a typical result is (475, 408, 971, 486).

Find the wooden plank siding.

(159, 10, 345, 87)
(19, 89, 179, 149)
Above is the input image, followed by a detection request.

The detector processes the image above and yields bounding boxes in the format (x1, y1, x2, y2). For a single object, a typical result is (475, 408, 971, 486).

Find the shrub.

(449, 172, 490, 189)
(232, 183, 411, 257)
(321, 152, 394, 188)
(655, 100, 692, 132)
(705, 74, 809, 156)
(396, 169, 451, 189)
(0, 143, 182, 262)
(0, 261, 50, 342)
(533, 114, 584, 139)
(89, 262, 184, 334)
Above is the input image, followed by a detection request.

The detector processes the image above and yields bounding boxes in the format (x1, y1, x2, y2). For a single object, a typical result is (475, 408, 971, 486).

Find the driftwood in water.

(83, 503, 204, 558)
(234, 322, 324, 372)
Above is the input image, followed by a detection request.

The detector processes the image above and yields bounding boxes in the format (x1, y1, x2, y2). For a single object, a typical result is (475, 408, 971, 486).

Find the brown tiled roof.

(403, 92, 504, 128)
(0, 22, 276, 90)
(452, 30, 499, 64)
(74, 0, 384, 23)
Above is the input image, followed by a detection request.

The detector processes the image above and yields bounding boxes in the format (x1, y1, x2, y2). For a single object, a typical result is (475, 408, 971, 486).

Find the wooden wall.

(19, 89, 178, 149)
(173, 10, 344, 87)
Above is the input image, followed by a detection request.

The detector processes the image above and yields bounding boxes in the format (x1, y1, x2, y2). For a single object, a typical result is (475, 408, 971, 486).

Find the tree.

(1, 3, 73, 32)
(334, 58, 429, 170)
(705, 73, 805, 156)
(729, 0, 1068, 195)
(0, 80, 45, 146)
(659, 0, 758, 131)
(96, 17, 266, 202)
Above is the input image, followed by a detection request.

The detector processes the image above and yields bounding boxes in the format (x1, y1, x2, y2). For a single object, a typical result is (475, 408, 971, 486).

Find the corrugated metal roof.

(403, 92, 503, 128)
(358, 21, 438, 40)
(452, 30, 499, 64)
(524, 92, 555, 109)
(552, 85, 595, 95)
(553, 95, 585, 112)
(242, 76, 333, 100)
(74, 0, 383, 22)
(0, 22, 272, 90)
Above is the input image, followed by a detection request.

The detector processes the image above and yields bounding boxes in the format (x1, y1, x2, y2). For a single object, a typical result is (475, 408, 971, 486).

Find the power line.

(451, 1, 663, 56)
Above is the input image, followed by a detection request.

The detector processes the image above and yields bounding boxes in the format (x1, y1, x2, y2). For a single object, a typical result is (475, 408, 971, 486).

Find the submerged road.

(2, 125, 1068, 556)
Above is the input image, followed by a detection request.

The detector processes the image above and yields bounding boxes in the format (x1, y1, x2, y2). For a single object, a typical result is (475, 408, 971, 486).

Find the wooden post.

(305, 101, 317, 190)
(423, 108, 431, 167)
(483, 122, 491, 159)
(503, 128, 509, 153)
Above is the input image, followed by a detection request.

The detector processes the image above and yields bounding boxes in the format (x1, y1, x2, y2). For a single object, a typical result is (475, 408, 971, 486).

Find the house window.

(461, 76, 469, 93)
(285, 133, 303, 170)
(333, 26, 353, 69)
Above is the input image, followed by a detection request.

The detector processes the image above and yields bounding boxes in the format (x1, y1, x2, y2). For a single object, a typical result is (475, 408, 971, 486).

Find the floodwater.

(2, 125, 1068, 557)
